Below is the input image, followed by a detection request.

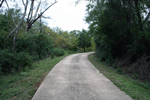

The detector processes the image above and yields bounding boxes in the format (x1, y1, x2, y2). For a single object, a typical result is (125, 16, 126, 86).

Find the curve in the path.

(32, 52, 132, 100)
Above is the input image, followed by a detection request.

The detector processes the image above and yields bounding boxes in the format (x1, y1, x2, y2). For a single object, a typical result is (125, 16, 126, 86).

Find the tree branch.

(0, 0, 5, 7)
(7, 0, 28, 39)
(21, 0, 25, 6)
(27, 0, 34, 23)
(42, 15, 51, 19)
(26, 0, 58, 32)
(33, 0, 41, 19)
(12, 0, 28, 53)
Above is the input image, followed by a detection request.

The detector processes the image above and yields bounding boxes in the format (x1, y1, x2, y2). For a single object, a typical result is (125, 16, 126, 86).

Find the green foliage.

(78, 29, 92, 52)
(0, 55, 67, 100)
(0, 30, 7, 49)
(15, 34, 54, 59)
(116, 67, 123, 74)
(0, 6, 95, 75)
(89, 54, 150, 100)
(86, 0, 150, 81)
(51, 48, 65, 57)
(0, 49, 33, 74)
(0, 49, 14, 74)
(35, 34, 54, 59)
(0, 31, 54, 74)
(86, 0, 150, 60)
(15, 52, 33, 71)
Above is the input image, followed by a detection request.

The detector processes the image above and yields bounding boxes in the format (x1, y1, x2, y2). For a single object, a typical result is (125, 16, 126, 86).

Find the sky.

(1, 0, 89, 32)
(44, 0, 89, 32)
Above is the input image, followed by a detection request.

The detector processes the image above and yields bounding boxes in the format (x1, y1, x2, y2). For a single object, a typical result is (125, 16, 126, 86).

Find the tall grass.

(0, 55, 67, 100)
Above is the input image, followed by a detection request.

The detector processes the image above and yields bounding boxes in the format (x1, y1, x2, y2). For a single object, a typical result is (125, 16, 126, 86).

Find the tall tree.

(85, 0, 150, 61)
(78, 29, 91, 52)
(5, 0, 57, 53)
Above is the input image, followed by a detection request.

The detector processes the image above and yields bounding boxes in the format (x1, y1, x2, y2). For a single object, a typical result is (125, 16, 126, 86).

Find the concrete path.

(32, 52, 132, 100)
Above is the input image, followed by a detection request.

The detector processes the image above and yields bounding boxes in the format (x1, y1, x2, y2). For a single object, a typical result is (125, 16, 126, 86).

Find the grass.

(0, 55, 68, 100)
(88, 53, 150, 100)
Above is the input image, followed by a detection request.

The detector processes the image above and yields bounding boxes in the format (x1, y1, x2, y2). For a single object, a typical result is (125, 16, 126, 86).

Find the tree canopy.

(78, 29, 91, 52)
(85, 0, 150, 80)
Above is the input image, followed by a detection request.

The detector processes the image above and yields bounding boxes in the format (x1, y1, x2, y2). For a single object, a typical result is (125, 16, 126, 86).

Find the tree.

(25, 0, 57, 33)
(85, 0, 150, 58)
(78, 29, 91, 52)
(4, 0, 58, 53)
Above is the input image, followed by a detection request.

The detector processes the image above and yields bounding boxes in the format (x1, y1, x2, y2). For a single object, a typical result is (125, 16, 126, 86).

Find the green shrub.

(35, 34, 54, 59)
(0, 49, 14, 74)
(0, 64, 3, 75)
(116, 67, 123, 74)
(64, 49, 77, 54)
(0, 49, 33, 74)
(15, 52, 33, 71)
(0, 30, 7, 49)
(15, 34, 54, 60)
(52, 48, 65, 56)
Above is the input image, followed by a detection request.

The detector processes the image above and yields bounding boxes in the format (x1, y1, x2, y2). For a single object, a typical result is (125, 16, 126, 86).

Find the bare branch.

(7, 25, 18, 38)
(12, 0, 28, 53)
(26, 0, 58, 32)
(41, 1, 58, 15)
(0, 0, 5, 7)
(33, 0, 41, 19)
(7, 0, 28, 39)
(42, 15, 51, 19)
(21, 0, 25, 6)
(27, 0, 34, 22)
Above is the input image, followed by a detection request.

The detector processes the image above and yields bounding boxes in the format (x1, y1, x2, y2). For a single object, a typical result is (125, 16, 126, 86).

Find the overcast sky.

(45, 0, 89, 32)
(2, 0, 89, 32)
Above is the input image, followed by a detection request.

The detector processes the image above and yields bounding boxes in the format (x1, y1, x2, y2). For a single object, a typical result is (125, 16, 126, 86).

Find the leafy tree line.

(0, 8, 95, 74)
(85, 0, 150, 81)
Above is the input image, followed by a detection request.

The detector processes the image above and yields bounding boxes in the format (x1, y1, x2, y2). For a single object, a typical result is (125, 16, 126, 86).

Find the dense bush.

(0, 33, 54, 74)
(0, 49, 33, 74)
(51, 48, 65, 57)
(0, 49, 14, 74)
(35, 34, 54, 59)
(15, 34, 54, 59)
(15, 52, 33, 72)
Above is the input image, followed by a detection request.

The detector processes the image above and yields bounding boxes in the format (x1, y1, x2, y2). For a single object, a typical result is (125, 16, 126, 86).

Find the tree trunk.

(84, 46, 85, 52)
(12, 0, 28, 53)
(134, 0, 143, 32)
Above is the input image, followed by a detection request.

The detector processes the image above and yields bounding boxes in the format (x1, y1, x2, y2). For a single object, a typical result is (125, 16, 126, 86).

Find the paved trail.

(32, 52, 132, 100)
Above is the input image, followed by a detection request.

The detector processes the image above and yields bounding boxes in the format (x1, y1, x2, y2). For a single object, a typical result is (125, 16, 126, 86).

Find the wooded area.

(0, 0, 94, 74)
(1, 0, 150, 82)
(86, 0, 150, 81)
